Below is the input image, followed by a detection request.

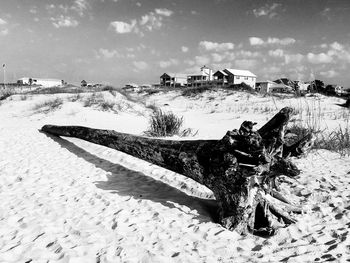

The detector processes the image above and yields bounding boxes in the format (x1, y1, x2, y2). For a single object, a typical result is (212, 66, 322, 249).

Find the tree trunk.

(41, 107, 314, 236)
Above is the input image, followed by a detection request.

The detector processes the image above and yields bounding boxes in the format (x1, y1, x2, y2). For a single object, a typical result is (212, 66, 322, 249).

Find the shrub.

(145, 109, 197, 137)
(33, 98, 63, 113)
(100, 101, 116, 111)
(181, 86, 211, 97)
(0, 89, 13, 100)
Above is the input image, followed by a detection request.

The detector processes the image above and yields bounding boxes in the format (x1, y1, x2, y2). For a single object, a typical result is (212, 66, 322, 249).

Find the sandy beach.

(0, 90, 349, 262)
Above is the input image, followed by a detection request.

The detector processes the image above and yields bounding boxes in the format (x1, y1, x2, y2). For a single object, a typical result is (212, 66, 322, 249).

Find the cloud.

(110, 8, 173, 35)
(195, 55, 211, 65)
(155, 8, 173, 17)
(307, 52, 333, 64)
(71, 0, 90, 17)
(267, 37, 296, 45)
(252, 3, 282, 19)
(97, 48, 120, 59)
(268, 49, 284, 57)
(0, 28, 8, 36)
(181, 46, 189, 53)
(159, 58, 179, 68)
(234, 59, 258, 69)
(250, 37, 296, 46)
(110, 20, 137, 33)
(249, 37, 264, 46)
(51, 16, 79, 28)
(319, 69, 339, 78)
(199, 41, 234, 52)
(133, 61, 149, 70)
(0, 18, 7, 25)
(285, 53, 304, 64)
(320, 7, 331, 20)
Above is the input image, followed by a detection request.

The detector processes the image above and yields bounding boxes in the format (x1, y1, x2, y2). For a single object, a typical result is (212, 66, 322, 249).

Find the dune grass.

(145, 109, 197, 137)
(33, 98, 64, 113)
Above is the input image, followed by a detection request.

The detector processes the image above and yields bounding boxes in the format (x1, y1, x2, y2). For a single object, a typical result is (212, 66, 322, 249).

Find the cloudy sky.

(0, 0, 349, 86)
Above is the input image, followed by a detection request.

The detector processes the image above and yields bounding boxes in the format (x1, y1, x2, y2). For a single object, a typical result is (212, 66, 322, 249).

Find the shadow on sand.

(42, 132, 220, 223)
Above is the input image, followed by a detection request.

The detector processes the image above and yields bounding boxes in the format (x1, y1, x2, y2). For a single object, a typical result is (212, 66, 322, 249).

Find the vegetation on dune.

(145, 109, 197, 137)
(0, 88, 13, 101)
(33, 98, 64, 113)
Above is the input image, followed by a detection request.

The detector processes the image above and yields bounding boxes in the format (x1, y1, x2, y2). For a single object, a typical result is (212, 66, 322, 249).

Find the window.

(245, 77, 248, 80)
(236, 76, 240, 79)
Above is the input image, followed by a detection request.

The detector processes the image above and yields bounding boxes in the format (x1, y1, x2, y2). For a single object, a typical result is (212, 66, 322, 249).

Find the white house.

(256, 80, 293, 93)
(213, 69, 256, 88)
(160, 73, 187, 87)
(17, 77, 63, 88)
(187, 66, 214, 87)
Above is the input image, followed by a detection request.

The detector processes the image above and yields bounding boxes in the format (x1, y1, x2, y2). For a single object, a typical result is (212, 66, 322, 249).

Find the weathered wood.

(41, 107, 314, 236)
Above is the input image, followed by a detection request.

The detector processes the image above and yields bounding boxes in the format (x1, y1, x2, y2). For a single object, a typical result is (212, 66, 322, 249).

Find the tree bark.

(41, 107, 313, 236)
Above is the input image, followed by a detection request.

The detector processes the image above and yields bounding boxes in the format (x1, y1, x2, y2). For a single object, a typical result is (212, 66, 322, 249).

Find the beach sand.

(0, 90, 349, 262)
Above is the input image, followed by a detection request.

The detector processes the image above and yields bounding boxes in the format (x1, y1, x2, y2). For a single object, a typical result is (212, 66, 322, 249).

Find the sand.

(0, 90, 349, 262)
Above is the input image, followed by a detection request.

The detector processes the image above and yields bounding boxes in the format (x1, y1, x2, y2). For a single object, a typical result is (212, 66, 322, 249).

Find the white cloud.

(252, 3, 282, 19)
(250, 37, 296, 46)
(195, 55, 210, 65)
(307, 52, 333, 64)
(268, 49, 284, 57)
(159, 58, 179, 68)
(319, 69, 339, 78)
(140, 13, 163, 31)
(321, 7, 331, 20)
(285, 53, 304, 64)
(133, 61, 149, 70)
(110, 8, 173, 35)
(181, 46, 189, 53)
(249, 37, 264, 46)
(155, 8, 173, 17)
(110, 20, 137, 33)
(199, 41, 234, 52)
(71, 0, 90, 17)
(0, 18, 7, 25)
(0, 28, 8, 36)
(51, 16, 79, 28)
(136, 2, 141, 7)
(234, 59, 258, 69)
(98, 48, 120, 59)
(267, 37, 296, 45)
(191, 10, 199, 15)
(29, 7, 37, 14)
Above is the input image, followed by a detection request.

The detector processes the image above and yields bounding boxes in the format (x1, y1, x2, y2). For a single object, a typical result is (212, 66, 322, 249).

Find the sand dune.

(0, 91, 349, 262)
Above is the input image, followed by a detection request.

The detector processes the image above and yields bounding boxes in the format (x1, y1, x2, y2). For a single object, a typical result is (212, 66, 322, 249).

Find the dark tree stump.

(41, 107, 314, 236)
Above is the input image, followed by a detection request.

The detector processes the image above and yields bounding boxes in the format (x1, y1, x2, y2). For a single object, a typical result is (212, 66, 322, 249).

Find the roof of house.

(256, 80, 276, 84)
(213, 70, 228, 76)
(160, 73, 187, 79)
(224, 69, 257, 77)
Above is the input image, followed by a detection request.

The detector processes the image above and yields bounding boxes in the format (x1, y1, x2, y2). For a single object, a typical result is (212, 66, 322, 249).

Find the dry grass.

(144, 109, 197, 137)
(33, 98, 64, 113)
(0, 88, 13, 101)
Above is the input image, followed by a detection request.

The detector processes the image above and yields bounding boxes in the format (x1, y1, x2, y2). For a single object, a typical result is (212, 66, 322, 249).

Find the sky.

(0, 0, 350, 86)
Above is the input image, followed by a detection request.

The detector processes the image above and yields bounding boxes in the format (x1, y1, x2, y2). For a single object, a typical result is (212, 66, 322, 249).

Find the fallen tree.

(41, 107, 314, 236)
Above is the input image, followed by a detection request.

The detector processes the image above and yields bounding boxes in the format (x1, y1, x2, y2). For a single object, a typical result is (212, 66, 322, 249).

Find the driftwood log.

(41, 107, 314, 236)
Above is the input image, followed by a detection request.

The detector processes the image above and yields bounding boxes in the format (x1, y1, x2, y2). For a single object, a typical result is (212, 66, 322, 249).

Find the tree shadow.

(41, 132, 220, 223)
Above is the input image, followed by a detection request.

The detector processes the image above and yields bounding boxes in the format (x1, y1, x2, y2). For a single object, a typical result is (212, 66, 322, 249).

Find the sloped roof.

(213, 70, 228, 76)
(161, 73, 187, 79)
(224, 69, 257, 77)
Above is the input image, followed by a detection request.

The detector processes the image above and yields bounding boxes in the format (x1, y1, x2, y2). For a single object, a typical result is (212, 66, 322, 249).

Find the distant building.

(213, 69, 256, 88)
(187, 66, 214, 87)
(17, 77, 63, 88)
(256, 80, 293, 93)
(160, 73, 187, 87)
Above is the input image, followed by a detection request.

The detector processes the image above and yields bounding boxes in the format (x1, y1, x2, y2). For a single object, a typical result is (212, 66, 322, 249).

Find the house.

(17, 77, 63, 88)
(256, 80, 293, 93)
(160, 73, 187, 87)
(213, 69, 256, 88)
(187, 66, 214, 87)
(256, 81, 277, 93)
